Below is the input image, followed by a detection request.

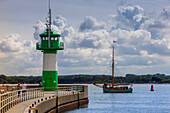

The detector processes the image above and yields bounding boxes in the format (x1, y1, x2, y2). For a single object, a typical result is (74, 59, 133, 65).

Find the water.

(67, 84, 170, 113)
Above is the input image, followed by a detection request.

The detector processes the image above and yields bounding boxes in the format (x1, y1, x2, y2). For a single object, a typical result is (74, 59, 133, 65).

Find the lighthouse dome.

(40, 29, 61, 37)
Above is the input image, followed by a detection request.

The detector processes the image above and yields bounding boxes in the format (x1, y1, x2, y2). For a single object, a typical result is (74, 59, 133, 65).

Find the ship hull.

(103, 88, 133, 93)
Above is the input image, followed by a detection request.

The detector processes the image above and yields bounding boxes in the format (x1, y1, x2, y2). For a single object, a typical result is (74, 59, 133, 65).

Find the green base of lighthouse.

(41, 50, 59, 91)
(42, 71, 58, 90)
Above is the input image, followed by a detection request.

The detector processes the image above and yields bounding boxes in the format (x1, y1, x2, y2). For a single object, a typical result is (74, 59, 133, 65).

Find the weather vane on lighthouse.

(36, 0, 64, 90)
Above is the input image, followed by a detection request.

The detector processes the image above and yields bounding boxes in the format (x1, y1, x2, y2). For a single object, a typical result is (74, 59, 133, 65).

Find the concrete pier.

(0, 85, 88, 113)
(32, 86, 88, 113)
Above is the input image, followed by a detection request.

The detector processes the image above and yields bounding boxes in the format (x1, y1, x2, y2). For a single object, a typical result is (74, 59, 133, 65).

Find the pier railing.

(0, 88, 44, 113)
(42, 85, 84, 96)
(0, 85, 85, 113)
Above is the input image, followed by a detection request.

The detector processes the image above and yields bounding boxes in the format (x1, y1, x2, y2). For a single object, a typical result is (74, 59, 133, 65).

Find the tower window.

(51, 37, 54, 40)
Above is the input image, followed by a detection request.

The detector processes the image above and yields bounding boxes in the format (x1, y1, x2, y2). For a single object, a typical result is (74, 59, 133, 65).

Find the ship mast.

(112, 46, 114, 87)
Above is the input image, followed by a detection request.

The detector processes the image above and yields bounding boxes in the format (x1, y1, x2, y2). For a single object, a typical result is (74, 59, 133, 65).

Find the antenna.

(46, 0, 51, 47)
(46, 0, 52, 29)
(48, 0, 51, 30)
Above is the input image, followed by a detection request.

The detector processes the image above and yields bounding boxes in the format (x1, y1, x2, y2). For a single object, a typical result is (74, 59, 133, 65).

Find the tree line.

(0, 73, 170, 84)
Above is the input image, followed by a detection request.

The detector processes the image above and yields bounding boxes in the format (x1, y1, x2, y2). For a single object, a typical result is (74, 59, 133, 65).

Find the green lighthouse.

(36, 0, 64, 90)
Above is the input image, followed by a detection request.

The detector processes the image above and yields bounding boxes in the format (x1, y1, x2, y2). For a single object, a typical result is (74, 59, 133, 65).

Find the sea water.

(66, 84, 170, 113)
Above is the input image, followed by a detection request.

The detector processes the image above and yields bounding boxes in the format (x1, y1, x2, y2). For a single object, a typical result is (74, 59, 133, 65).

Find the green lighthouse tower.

(36, 0, 64, 90)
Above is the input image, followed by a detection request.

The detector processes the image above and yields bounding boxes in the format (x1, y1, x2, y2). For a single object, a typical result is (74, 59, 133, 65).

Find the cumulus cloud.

(79, 16, 105, 32)
(161, 6, 170, 19)
(31, 4, 170, 75)
(33, 20, 46, 41)
(118, 5, 144, 20)
(2, 4, 170, 76)
(0, 33, 22, 52)
(140, 6, 170, 33)
(138, 6, 170, 56)
(0, 33, 42, 75)
(33, 12, 170, 75)
(117, 55, 162, 66)
(33, 15, 112, 71)
(110, 5, 147, 30)
(140, 20, 170, 30)
(53, 16, 75, 48)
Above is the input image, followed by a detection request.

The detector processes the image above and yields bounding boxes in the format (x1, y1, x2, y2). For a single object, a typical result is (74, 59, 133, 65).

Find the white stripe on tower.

(43, 54, 58, 71)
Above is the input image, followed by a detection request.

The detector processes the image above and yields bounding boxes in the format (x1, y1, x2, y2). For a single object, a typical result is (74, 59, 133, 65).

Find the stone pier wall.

(32, 85, 88, 113)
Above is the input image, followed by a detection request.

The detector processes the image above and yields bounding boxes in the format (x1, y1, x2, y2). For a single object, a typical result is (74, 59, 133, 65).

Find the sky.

(0, 0, 170, 76)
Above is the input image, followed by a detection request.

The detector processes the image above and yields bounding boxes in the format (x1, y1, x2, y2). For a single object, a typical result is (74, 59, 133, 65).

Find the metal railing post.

(20, 90, 23, 102)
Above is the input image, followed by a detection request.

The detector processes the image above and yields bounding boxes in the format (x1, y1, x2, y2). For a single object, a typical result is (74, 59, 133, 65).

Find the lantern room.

(36, 29, 64, 50)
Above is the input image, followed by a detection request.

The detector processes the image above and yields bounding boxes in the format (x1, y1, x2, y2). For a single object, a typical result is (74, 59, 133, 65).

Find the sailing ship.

(103, 46, 133, 93)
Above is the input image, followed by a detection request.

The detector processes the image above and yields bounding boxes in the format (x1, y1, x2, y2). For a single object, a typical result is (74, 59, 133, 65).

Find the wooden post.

(53, 95, 58, 113)
(0, 95, 1, 112)
(77, 91, 80, 109)
(56, 95, 58, 113)
(29, 107, 38, 113)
